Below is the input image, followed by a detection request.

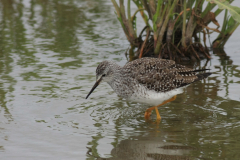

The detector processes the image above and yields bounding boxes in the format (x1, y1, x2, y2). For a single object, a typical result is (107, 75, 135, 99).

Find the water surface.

(1, 0, 240, 159)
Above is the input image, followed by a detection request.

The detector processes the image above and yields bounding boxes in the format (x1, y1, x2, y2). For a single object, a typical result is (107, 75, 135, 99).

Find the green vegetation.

(111, 0, 240, 61)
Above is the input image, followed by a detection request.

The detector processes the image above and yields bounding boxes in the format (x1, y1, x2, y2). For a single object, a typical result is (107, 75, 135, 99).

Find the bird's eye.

(102, 74, 106, 77)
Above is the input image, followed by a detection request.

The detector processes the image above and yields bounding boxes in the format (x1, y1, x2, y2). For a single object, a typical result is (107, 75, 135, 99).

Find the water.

(0, 0, 240, 159)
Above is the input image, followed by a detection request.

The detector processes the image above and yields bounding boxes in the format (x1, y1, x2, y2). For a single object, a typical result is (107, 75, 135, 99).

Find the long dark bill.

(86, 77, 102, 99)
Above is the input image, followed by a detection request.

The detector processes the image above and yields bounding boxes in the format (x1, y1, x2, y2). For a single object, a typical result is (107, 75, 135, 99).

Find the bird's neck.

(106, 62, 122, 87)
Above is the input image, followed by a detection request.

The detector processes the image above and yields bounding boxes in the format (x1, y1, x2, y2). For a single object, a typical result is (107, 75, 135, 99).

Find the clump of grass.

(111, 0, 240, 61)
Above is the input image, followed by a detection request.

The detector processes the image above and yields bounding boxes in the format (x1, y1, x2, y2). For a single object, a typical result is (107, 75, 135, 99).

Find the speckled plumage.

(89, 57, 211, 106)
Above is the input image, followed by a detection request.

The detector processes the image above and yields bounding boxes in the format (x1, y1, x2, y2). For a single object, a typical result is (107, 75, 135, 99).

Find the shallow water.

(1, 0, 240, 159)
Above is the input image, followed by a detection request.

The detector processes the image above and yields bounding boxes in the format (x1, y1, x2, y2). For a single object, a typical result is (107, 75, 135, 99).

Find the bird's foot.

(144, 110, 152, 120)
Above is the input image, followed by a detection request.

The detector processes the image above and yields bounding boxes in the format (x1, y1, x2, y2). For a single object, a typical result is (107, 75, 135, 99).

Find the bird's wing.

(123, 57, 176, 71)
(122, 58, 200, 92)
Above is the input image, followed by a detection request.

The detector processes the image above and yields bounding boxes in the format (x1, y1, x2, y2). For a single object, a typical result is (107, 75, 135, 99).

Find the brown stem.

(170, 42, 185, 57)
(190, 45, 200, 60)
(142, 0, 152, 20)
(158, 43, 167, 59)
(139, 29, 150, 58)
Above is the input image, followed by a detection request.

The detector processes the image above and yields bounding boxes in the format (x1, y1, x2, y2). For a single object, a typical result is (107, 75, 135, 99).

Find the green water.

(1, 0, 240, 159)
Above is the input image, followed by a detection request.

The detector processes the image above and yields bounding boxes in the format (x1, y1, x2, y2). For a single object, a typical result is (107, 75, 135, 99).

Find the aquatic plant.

(111, 0, 240, 61)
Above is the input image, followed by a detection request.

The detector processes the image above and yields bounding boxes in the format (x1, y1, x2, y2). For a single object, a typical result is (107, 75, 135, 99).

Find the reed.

(111, 0, 240, 61)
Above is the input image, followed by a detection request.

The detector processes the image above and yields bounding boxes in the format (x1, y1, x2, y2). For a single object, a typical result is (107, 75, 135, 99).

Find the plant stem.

(127, 0, 131, 19)
(182, 0, 187, 48)
(154, 0, 178, 54)
(142, 0, 152, 19)
(111, 0, 120, 16)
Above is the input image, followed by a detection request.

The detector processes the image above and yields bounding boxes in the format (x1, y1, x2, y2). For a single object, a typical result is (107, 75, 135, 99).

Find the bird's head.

(86, 61, 117, 99)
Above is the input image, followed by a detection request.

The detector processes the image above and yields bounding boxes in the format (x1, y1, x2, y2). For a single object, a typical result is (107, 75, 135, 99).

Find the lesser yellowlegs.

(86, 57, 211, 120)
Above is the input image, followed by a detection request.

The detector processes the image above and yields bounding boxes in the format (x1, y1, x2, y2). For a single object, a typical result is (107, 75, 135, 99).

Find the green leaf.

(153, 23, 157, 32)
(207, 0, 240, 23)
(229, 6, 240, 23)
(227, 16, 235, 28)
(153, 14, 158, 24)
(153, 0, 162, 26)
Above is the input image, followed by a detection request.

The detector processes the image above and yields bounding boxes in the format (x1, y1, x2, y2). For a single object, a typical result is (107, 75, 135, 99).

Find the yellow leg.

(155, 106, 161, 120)
(144, 95, 177, 120)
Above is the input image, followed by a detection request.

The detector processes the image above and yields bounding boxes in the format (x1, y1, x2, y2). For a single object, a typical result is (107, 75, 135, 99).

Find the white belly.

(127, 86, 184, 106)
(109, 79, 186, 106)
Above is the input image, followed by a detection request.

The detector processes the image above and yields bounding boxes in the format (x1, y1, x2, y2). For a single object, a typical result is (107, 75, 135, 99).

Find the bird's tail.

(194, 72, 212, 82)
